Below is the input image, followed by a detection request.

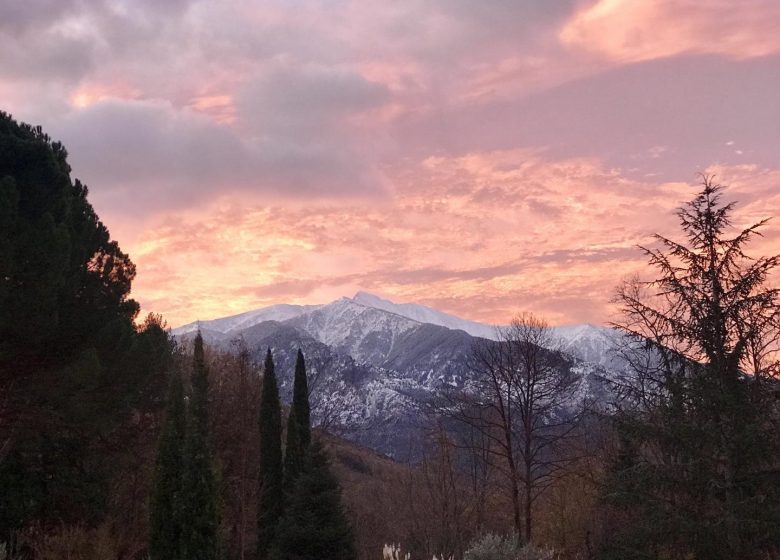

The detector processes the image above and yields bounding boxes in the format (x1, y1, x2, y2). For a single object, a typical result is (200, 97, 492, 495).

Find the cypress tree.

(257, 348, 284, 560)
(149, 368, 186, 560)
(270, 439, 356, 560)
(181, 332, 219, 560)
(283, 349, 311, 489)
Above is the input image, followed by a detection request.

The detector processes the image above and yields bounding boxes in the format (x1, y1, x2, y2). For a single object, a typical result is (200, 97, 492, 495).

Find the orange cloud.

(560, 0, 780, 63)
(115, 152, 780, 330)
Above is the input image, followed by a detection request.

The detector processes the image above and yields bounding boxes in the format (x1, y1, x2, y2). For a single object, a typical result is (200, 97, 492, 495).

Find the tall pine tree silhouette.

(149, 368, 186, 560)
(271, 439, 356, 560)
(257, 348, 284, 560)
(283, 349, 311, 490)
(181, 332, 219, 559)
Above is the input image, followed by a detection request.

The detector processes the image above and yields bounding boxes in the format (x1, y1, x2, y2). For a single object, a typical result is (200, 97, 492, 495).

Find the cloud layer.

(2, 0, 779, 326)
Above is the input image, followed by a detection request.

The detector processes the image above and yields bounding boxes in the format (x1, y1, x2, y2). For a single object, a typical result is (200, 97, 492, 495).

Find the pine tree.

(270, 439, 356, 560)
(149, 368, 187, 560)
(181, 332, 219, 560)
(257, 348, 284, 560)
(283, 349, 311, 490)
(603, 177, 780, 559)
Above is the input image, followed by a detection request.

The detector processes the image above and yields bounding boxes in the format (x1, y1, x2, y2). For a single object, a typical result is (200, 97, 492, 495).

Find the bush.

(464, 534, 556, 560)
(464, 534, 519, 560)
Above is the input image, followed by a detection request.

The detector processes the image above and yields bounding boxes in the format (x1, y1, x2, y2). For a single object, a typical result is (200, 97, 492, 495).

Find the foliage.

(0, 112, 138, 372)
(258, 349, 284, 560)
(463, 534, 556, 560)
(180, 332, 220, 559)
(0, 112, 173, 540)
(464, 533, 519, 560)
(270, 439, 356, 560)
(284, 349, 311, 490)
(149, 368, 187, 560)
(603, 177, 780, 559)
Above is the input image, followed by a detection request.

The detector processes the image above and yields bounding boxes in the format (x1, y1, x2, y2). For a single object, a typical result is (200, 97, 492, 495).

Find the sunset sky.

(3, 0, 780, 327)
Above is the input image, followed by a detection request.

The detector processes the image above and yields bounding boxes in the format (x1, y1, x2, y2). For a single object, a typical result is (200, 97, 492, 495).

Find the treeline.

(0, 111, 357, 559)
(148, 337, 354, 560)
(408, 178, 780, 560)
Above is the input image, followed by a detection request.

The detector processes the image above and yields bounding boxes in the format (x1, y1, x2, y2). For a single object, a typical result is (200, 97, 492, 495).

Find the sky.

(3, 0, 780, 327)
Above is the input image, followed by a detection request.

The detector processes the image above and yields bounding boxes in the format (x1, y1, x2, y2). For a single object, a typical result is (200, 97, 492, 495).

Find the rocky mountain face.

(173, 293, 621, 460)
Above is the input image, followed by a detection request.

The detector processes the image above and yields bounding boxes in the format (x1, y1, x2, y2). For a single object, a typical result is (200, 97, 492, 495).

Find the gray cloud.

(392, 53, 780, 180)
(50, 96, 390, 214)
(237, 63, 390, 135)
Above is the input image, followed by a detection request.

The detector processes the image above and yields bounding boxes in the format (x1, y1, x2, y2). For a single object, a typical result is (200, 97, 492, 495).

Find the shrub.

(464, 534, 519, 560)
(464, 535, 556, 560)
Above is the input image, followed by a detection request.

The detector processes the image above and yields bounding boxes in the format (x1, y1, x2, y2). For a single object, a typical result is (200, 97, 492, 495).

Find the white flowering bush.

(383, 543, 454, 560)
(464, 533, 519, 560)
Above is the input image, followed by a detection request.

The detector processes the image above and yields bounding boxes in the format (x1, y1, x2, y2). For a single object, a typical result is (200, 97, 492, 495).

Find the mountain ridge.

(171, 291, 621, 459)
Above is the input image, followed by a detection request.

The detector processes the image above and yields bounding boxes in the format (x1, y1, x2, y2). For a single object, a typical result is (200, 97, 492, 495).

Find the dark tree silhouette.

(181, 332, 219, 559)
(284, 349, 311, 490)
(270, 439, 356, 560)
(149, 369, 187, 560)
(257, 349, 284, 560)
(602, 177, 780, 560)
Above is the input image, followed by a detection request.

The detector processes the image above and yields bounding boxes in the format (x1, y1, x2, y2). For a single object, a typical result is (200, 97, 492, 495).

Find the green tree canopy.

(0, 111, 138, 372)
(149, 368, 187, 560)
(258, 348, 284, 560)
(603, 178, 780, 559)
(271, 439, 356, 560)
(181, 332, 220, 560)
(284, 349, 311, 490)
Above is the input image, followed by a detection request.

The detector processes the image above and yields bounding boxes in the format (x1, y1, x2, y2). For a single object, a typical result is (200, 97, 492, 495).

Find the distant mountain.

(351, 291, 499, 339)
(173, 302, 321, 336)
(172, 292, 620, 459)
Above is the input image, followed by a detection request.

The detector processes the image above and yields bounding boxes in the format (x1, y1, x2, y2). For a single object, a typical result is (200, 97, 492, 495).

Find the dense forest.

(1, 112, 778, 560)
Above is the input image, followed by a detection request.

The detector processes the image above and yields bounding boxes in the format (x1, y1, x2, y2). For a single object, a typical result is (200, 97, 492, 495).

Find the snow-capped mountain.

(173, 302, 321, 335)
(173, 291, 621, 366)
(285, 297, 421, 364)
(172, 292, 620, 459)
(351, 291, 499, 339)
(553, 323, 625, 368)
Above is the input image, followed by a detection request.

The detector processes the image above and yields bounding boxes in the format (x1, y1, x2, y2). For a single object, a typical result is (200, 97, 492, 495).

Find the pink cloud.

(3, 1, 779, 330)
(560, 0, 780, 63)
(116, 153, 780, 329)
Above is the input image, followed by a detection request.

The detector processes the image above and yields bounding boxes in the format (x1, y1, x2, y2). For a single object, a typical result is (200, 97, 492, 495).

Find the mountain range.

(172, 292, 623, 459)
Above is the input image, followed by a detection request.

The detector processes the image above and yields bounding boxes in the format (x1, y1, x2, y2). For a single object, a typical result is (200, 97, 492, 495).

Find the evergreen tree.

(602, 178, 780, 559)
(270, 439, 356, 560)
(181, 332, 219, 560)
(0, 112, 138, 372)
(283, 349, 311, 490)
(149, 368, 187, 560)
(0, 112, 170, 538)
(257, 348, 284, 560)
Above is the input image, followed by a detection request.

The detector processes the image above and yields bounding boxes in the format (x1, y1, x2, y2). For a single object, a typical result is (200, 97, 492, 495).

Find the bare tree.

(441, 313, 581, 543)
(210, 337, 261, 560)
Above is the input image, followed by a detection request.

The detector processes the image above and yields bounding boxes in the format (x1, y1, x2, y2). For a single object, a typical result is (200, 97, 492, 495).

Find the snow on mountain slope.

(351, 292, 623, 366)
(171, 303, 320, 336)
(171, 291, 622, 373)
(552, 323, 624, 368)
(285, 297, 421, 365)
(351, 291, 499, 339)
(170, 292, 621, 460)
